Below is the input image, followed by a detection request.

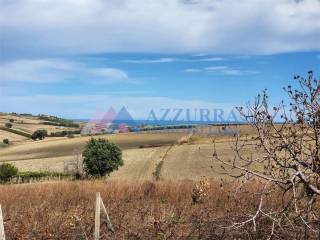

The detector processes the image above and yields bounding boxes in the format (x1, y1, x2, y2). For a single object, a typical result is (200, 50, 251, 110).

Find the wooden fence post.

(0, 205, 5, 240)
(94, 193, 101, 240)
(94, 192, 114, 239)
(100, 197, 115, 233)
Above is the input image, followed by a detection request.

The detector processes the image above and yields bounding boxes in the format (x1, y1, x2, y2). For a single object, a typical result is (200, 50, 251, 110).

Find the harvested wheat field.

(0, 132, 184, 174)
(0, 132, 185, 160)
(0, 124, 258, 180)
(0, 131, 242, 180)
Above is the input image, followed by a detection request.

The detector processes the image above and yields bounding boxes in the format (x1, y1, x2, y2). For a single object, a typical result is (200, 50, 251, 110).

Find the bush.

(5, 123, 12, 128)
(9, 119, 14, 123)
(49, 130, 80, 137)
(82, 138, 123, 177)
(32, 129, 48, 140)
(17, 171, 70, 178)
(3, 139, 9, 145)
(39, 115, 80, 128)
(0, 163, 18, 182)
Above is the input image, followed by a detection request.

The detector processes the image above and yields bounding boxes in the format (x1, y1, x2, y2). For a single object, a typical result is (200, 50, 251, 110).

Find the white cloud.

(206, 66, 259, 76)
(192, 53, 208, 57)
(1, 0, 320, 57)
(0, 59, 75, 83)
(184, 68, 203, 73)
(199, 57, 224, 62)
(0, 59, 135, 84)
(123, 58, 176, 64)
(90, 68, 128, 81)
(123, 56, 224, 64)
(206, 66, 243, 76)
(185, 66, 259, 75)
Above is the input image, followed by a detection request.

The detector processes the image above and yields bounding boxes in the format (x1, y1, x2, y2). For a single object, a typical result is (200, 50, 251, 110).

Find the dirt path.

(152, 145, 174, 180)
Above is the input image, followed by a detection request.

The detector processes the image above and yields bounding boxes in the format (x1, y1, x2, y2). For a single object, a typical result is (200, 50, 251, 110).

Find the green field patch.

(0, 143, 8, 149)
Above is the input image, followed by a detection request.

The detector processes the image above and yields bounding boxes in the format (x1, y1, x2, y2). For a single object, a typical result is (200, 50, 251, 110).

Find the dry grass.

(0, 180, 313, 239)
(110, 146, 170, 181)
(0, 115, 41, 125)
(0, 130, 28, 143)
(160, 143, 237, 181)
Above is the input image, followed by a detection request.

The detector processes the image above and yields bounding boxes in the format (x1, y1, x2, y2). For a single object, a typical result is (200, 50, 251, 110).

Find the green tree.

(82, 138, 123, 177)
(31, 129, 48, 140)
(3, 139, 9, 145)
(0, 163, 18, 182)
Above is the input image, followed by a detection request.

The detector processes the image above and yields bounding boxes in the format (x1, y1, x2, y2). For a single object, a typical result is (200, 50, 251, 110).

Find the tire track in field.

(152, 144, 174, 181)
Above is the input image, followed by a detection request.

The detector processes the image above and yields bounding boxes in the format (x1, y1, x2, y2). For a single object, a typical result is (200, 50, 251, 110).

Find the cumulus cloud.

(1, 0, 320, 57)
(0, 59, 134, 84)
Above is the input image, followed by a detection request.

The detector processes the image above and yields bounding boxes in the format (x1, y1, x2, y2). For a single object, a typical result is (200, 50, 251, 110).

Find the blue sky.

(1, 0, 320, 120)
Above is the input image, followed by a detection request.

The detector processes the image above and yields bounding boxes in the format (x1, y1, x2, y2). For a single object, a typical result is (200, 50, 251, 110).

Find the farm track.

(153, 144, 174, 181)
(152, 144, 174, 181)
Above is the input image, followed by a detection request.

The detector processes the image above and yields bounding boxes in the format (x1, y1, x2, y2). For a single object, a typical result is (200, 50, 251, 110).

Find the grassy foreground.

(0, 180, 313, 239)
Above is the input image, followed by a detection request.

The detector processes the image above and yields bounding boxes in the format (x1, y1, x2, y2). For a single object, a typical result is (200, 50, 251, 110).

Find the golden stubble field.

(0, 114, 80, 142)
(0, 132, 245, 181)
(0, 114, 256, 181)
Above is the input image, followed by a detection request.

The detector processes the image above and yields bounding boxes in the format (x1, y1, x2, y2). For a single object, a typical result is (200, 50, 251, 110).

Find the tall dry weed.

(0, 180, 316, 239)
